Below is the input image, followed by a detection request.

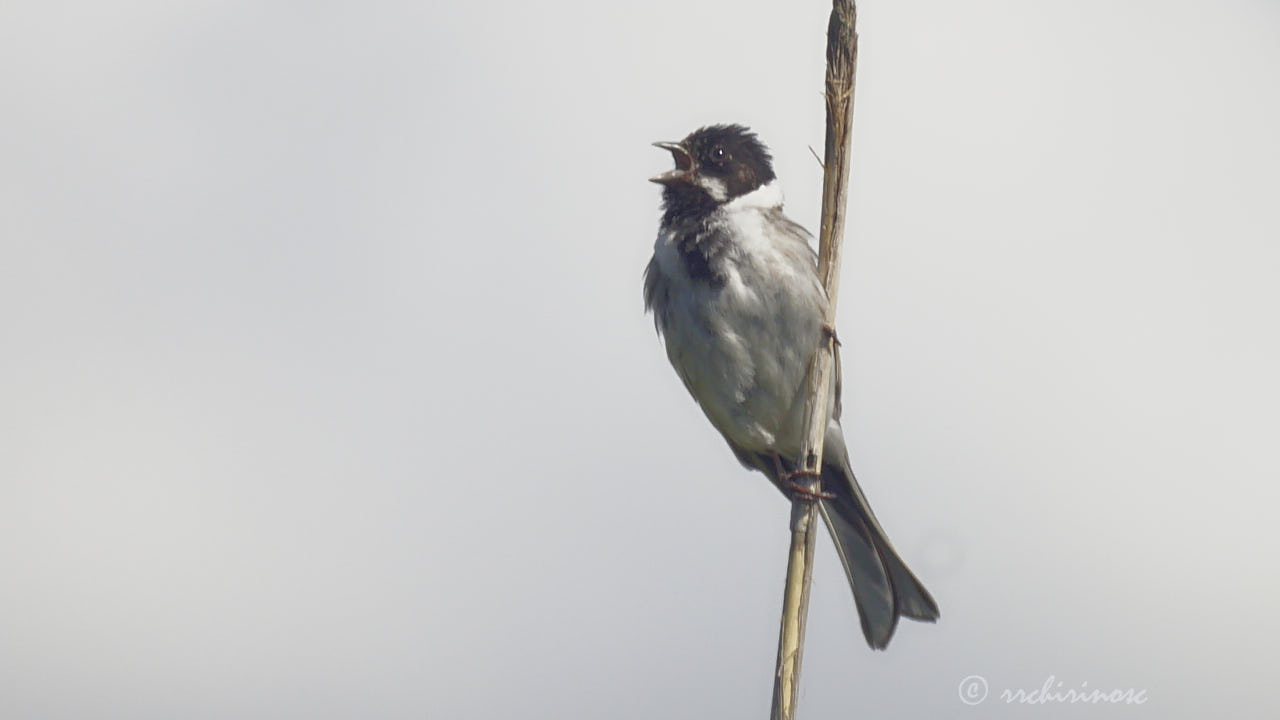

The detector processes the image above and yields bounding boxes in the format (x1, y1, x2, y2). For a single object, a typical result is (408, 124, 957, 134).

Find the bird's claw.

(781, 470, 836, 501)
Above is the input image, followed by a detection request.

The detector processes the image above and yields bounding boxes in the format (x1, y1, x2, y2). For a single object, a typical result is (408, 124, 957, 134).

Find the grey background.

(3, 0, 1278, 718)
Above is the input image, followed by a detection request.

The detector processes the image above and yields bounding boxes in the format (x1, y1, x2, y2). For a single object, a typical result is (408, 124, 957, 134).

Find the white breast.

(651, 183, 829, 456)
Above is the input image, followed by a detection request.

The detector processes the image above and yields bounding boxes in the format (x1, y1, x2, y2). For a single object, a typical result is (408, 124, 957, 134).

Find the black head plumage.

(652, 124, 777, 224)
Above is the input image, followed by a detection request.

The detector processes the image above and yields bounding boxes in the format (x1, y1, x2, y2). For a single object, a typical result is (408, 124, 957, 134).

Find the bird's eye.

(711, 146, 727, 163)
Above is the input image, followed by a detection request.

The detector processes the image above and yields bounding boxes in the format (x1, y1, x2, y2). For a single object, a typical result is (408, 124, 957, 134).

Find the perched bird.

(643, 124, 938, 649)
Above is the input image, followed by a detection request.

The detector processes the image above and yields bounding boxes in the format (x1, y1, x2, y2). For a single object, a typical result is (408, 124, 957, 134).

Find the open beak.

(649, 141, 694, 184)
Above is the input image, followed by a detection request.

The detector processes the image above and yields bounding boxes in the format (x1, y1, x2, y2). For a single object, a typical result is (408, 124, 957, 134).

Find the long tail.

(816, 431, 939, 649)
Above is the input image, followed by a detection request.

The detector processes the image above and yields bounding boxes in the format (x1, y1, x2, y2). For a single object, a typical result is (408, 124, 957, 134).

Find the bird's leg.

(782, 471, 835, 501)
(770, 452, 836, 501)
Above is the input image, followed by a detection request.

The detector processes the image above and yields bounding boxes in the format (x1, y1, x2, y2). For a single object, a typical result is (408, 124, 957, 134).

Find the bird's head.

(651, 124, 776, 218)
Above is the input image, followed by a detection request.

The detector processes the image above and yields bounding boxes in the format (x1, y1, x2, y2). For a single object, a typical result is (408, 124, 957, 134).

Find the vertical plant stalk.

(769, 2, 858, 719)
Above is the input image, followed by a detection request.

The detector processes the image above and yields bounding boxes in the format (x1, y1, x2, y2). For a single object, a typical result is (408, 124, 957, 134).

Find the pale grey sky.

(2, 1, 1278, 718)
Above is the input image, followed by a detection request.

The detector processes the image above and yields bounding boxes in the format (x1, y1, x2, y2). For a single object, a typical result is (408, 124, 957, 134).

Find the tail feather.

(817, 427, 939, 649)
(732, 424, 939, 649)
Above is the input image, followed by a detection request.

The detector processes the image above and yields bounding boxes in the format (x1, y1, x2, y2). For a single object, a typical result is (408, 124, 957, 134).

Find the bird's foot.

(780, 470, 836, 501)
(769, 452, 836, 501)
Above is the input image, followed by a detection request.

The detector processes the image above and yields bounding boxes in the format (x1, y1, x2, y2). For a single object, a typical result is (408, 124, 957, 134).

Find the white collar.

(724, 180, 784, 212)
